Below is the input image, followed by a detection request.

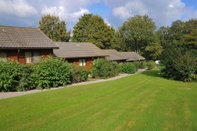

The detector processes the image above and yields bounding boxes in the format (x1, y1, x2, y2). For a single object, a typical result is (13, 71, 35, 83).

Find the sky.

(0, 0, 197, 31)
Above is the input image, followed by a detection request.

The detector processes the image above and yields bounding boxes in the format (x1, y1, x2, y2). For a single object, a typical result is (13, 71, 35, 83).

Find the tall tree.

(38, 14, 70, 42)
(157, 19, 197, 49)
(119, 14, 160, 59)
(183, 19, 197, 49)
(72, 14, 115, 49)
(120, 15, 156, 52)
(113, 28, 128, 51)
(156, 26, 172, 49)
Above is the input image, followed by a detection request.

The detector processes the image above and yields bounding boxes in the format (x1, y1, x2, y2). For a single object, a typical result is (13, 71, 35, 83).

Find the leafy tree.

(72, 14, 116, 49)
(113, 28, 128, 51)
(38, 14, 70, 42)
(157, 19, 197, 50)
(156, 26, 172, 49)
(168, 20, 186, 46)
(119, 15, 161, 59)
(183, 19, 197, 49)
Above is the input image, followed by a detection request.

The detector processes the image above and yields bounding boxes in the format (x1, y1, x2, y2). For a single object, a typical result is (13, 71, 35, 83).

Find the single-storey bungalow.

(53, 42, 108, 69)
(120, 52, 145, 62)
(0, 25, 58, 64)
(103, 49, 127, 64)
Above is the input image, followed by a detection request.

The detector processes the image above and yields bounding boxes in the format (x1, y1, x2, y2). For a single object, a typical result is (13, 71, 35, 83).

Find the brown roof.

(103, 49, 127, 61)
(0, 25, 58, 49)
(120, 52, 145, 61)
(53, 42, 108, 58)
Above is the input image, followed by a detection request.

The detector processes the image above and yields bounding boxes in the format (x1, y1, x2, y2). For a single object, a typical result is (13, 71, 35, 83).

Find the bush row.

(91, 59, 120, 79)
(0, 58, 89, 92)
(0, 58, 148, 92)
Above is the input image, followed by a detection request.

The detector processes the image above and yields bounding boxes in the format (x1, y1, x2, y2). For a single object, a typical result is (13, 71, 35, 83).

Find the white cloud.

(1, 0, 197, 30)
(113, 1, 147, 19)
(72, 8, 90, 18)
(104, 0, 191, 27)
(104, 18, 111, 26)
(41, 6, 65, 19)
(0, 0, 38, 17)
(41, 6, 90, 23)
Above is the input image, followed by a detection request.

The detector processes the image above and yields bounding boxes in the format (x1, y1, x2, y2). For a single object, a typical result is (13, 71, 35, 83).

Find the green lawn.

(0, 70, 197, 131)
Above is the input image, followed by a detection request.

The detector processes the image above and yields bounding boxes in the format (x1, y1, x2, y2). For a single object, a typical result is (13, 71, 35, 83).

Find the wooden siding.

(7, 50, 17, 61)
(65, 57, 105, 70)
(0, 49, 53, 64)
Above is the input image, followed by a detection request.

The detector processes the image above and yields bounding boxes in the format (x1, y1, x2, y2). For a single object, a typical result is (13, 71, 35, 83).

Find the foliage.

(72, 14, 116, 49)
(121, 62, 136, 74)
(133, 61, 139, 71)
(139, 61, 147, 69)
(16, 64, 35, 91)
(113, 29, 128, 51)
(160, 47, 197, 82)
(70, 65, 89, 83)
(32, 57, 71, 89)
(91, 59, 119, 78)
(147, 61, 156, 70)
(0, 60, 34, 91)
(38, 14, 70, 42)
(118, 15, 157, 54)
(0, 60, 20, 91)
(144, 40, 163, 60)
(157, 19, 197, 50)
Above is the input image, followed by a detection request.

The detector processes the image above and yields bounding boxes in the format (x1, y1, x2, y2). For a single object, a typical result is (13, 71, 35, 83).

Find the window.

(0, 52, 7, 61)
(79, 59, 86, 66)
(32, 52, 40, 63)
(25, 52, 32, 64)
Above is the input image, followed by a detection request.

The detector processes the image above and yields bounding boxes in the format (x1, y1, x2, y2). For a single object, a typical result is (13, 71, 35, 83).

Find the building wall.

(66, 57, 105, 70)
(72, 57, 93, 70)
(0, 49, 53, 64)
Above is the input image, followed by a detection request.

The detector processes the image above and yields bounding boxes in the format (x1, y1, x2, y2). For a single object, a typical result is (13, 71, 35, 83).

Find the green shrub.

(32, 57, 71, 89)
(160, 48, 197, 82)
(91, 59, 120, 79)
(147, 61, 156, 70)
(139, 61, 147, 69)
(70, 65, 89, 83)
(111, 61, 120, 76)
(0, 60, 19, 91)
(16, 64, 35, 91)
(133, 62, 139, 71)
(121, 62, 136, 74)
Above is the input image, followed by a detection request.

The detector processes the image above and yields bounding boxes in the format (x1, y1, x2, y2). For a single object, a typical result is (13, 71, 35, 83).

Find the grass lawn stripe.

(0, 70, 197, 131)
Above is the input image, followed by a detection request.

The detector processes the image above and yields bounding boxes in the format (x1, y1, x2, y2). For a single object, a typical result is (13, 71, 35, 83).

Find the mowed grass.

(0, 70, 197, 131)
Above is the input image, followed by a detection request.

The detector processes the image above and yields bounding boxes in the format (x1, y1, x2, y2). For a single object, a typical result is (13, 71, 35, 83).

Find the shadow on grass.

(141, 70, 161, 78)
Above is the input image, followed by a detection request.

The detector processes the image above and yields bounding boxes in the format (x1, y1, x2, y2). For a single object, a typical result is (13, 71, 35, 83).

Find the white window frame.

(79, 59, 86, 66)
(25, 52, 32, 64)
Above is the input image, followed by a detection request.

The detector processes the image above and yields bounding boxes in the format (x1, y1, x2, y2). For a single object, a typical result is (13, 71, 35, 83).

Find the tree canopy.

(157, 19, 197, 50)
(117, 14, 161, 60)
(72, 14, 116, 49)
(38, 14, 70, 42)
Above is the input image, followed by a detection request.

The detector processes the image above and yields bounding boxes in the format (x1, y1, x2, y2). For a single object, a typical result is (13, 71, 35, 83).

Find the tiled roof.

(53, 42, 108, 58)
(0, 25, 58, 49)
(103, 49, 127, 61)
(120, 52, 145, 61)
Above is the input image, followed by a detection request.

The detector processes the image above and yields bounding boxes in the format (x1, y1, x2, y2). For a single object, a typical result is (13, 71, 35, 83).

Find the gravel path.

(0, 69, 146, 100)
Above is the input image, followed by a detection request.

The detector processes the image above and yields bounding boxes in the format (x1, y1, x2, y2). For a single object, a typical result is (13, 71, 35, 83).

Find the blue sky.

(0, 0, 197, 31)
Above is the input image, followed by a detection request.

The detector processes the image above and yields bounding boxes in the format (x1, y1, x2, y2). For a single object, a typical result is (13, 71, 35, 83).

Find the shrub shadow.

(141, 70, 161, 78)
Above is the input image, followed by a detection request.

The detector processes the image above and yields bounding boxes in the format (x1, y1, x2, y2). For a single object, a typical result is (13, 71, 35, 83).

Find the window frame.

(0, 52, 7, 61)
(32, 51, 40, 63)
(79, 59, 86, 66)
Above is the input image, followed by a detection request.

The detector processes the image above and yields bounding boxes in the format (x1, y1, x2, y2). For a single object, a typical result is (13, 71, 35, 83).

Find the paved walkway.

(0, 69, 146, 100)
